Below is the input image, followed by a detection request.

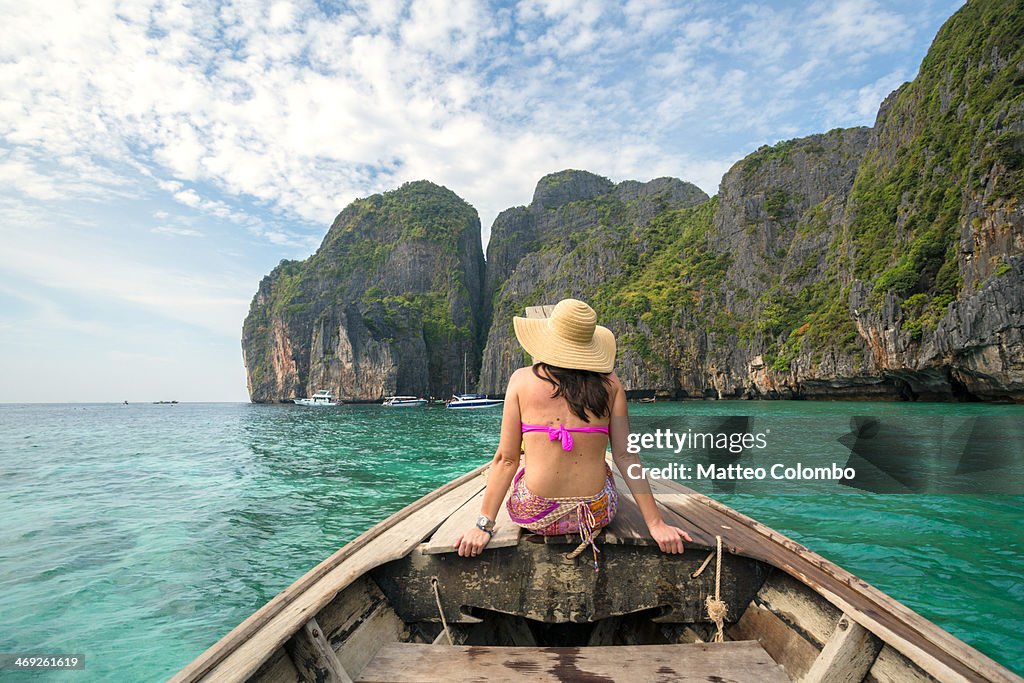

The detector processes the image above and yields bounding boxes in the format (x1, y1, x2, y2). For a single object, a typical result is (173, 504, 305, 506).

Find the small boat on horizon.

(446, 392, 504, 409)
(382, 395, 428, 407)
(447, 352, 504, 409)
(293, 390, 341, 407)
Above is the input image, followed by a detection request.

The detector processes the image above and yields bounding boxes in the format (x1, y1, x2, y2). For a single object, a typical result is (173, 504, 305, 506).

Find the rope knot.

(565, 501, 601, 571)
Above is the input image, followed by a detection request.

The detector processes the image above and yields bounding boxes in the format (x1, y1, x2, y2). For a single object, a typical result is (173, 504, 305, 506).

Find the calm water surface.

(0, 401, 1020, 680)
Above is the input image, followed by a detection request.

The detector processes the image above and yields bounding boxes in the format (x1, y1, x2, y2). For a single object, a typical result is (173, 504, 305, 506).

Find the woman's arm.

(607, 374, 693, 554)
(455, 370, 524, 557)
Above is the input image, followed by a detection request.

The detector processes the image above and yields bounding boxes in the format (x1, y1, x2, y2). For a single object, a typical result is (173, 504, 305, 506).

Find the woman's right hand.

(648, 519, 693, 554)
(454, 526, 493, 557)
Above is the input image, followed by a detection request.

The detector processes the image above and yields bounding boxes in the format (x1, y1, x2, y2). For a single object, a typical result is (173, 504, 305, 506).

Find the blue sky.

(0, 0, 964, 402)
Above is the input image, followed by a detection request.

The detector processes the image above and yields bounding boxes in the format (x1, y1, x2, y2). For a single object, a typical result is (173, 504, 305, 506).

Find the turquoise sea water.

(0, 401, 1021, 680)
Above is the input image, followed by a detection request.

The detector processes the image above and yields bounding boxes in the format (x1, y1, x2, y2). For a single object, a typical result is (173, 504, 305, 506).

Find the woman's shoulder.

(509, 366, 534, 383)
(506, 366, 537, 392)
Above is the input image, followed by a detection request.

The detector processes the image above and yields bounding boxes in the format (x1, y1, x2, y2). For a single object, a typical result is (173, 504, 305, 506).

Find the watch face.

(476, 515, 494, 530)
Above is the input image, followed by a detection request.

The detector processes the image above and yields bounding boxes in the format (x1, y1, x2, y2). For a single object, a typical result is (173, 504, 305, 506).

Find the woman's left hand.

(454, 527, 492, 557)
(649, 519, 693, 554)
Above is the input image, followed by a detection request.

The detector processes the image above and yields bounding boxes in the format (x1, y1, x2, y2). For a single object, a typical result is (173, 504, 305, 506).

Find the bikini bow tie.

(546, 424, 574, 451)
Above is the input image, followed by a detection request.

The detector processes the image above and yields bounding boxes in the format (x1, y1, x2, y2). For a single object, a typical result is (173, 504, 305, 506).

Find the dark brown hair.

(532, 362, 612, 422)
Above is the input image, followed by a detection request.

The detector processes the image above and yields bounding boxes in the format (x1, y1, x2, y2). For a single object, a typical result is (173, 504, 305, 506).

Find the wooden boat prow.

(170, 458, 1021, 683)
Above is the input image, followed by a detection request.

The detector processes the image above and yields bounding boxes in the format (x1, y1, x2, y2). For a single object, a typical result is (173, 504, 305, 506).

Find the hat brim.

(513, 316, 616, 373)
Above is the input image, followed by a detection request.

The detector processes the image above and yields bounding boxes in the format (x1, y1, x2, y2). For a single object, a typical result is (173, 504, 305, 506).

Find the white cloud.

(0, 150, 61, 200)
(809, 0, 912, 59)
(173, 189, 204, 209)
(0, 0, 957, 240)
(152, 225, 204, 237)
(819, 68, 910, 129)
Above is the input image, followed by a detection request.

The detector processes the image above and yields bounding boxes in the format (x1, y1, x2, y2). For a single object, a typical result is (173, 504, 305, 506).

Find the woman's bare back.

(516, 366, 614, 498)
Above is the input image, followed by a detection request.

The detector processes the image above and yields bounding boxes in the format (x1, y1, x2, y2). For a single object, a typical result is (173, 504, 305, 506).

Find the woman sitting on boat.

(456, 298, 692, 568)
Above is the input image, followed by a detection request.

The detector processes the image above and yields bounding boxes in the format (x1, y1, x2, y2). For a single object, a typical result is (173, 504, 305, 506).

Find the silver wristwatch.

(476, 515, 495, 534)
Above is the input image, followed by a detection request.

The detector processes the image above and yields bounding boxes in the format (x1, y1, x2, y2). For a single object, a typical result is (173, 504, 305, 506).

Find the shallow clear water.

(0, 401, 1020, 680)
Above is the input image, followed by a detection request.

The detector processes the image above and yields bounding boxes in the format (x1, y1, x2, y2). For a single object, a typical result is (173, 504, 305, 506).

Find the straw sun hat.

(513, 299, 617, 373)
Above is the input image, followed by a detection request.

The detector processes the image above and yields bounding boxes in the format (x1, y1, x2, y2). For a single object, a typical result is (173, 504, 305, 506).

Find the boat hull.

(446, 400, 504, 409)
(170, 460, 1022, 683)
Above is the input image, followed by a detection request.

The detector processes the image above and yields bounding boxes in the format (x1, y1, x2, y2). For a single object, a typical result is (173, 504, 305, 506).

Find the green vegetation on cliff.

(316, 180, 476, 280)
(485, 175, 710, 344)
(845, 0, 1023, 338)
(595, 198, 728, 347)
(242, 180, 483, 401)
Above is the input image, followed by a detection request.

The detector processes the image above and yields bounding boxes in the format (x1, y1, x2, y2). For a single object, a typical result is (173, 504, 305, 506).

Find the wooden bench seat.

(420, 486, 521, 554)
(355, 641, 789, 682)
(421, 460, 720, 555)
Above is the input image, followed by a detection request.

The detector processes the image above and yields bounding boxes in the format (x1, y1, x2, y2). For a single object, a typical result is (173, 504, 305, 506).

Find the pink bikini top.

(520, 422, 610, 451)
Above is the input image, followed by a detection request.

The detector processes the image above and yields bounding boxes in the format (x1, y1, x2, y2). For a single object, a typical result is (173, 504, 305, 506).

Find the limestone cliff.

(478, 0, 1023, 401)
(244, 0, 1023, 403)
(479, 172, 709, 392)
(242, 181, 484, 402)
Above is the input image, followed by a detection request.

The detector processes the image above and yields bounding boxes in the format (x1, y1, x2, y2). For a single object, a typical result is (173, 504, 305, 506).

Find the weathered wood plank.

(651, 488, 773, 559)
(802, 614, 883, 683)
(755, 570, 841, 647)
(169, 465, 490, 683)
(602, 472, 653, 544)
(488, 493, 522, 547)
(248, 647, 299, 683)
(421, 486, 520, 554)
(317, 576, 388, 648)
(284, 618, 353, 683)
(866, 645, 938, 683)
(615, 468, 719, 548)
(355, 641, 790, 682)
(372, 540, 768, 625)
(729, 601, 820, 680)
(334, 603, 407, 680)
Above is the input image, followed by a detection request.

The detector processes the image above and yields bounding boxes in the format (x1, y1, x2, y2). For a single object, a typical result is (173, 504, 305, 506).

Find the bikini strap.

(521, 423, 610, 451)
(522, 423, 574, 450)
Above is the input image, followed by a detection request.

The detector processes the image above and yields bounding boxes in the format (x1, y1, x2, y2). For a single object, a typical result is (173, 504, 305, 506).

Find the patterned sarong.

(506, 464, 618, 570)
